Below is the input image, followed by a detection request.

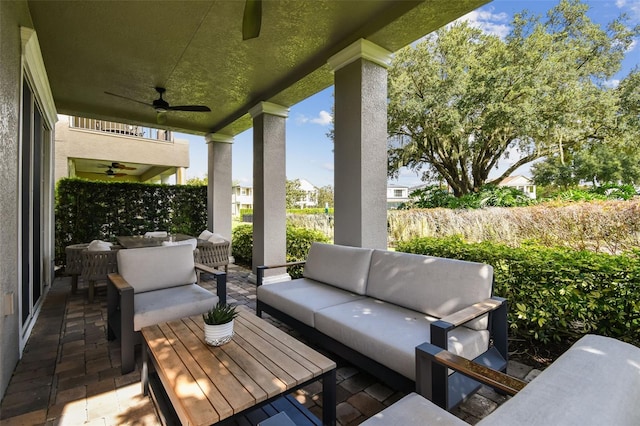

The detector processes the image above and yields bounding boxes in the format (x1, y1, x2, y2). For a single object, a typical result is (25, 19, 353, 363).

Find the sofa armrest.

(256, 261, 307, 286)
(416, 342, 526, 397)
(439, 298, 503, 327)
(107, 272, 132, 292)
(194, 263, 227, 305)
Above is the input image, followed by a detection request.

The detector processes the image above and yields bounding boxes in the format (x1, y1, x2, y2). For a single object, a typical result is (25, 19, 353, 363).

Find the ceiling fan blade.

(242, 0, 262, 40)
(104, 91, 151, 107)
(167, 105, 211, 112)
(112, 162, 136, 170)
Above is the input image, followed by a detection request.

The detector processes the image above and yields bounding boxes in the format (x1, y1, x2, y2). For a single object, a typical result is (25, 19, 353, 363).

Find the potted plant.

(202, 303, 238, 346)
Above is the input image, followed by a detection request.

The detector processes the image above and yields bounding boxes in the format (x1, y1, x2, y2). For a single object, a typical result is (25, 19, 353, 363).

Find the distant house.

(499, 175, 537, 199)
(232, 184, 254, 217)
(387, 185, 410, 209)
(296, 179, 319, 208)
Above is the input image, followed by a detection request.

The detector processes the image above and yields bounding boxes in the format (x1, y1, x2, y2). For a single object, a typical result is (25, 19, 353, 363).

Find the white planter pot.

(204, 320, 234, 346)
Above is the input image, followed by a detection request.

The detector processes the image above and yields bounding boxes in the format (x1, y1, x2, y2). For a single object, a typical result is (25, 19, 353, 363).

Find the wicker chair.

(81, 246, 121, 302)
(195, 239, 230, 275)
(65, 243, 90, 294)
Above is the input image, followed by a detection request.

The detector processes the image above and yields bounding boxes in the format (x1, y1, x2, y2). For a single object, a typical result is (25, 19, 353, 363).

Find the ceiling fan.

(104, 87, 211, 124)
(99, 162, 136, 170)
(105, 167, 127, 178)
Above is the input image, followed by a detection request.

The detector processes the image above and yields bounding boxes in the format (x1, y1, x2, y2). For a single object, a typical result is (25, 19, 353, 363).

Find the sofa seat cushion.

(257, 278, 366, 327)
(303, 243, 373, 295)
(478, 334, 640, 426)
(314, 299, 489, 380)
(366, 250, 493, 330)
(118, 245, 197, 294)
(133, 284, 217, 331)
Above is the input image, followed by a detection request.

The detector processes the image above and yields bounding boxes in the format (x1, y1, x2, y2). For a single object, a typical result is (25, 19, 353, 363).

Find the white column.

(205, 133, 233, 243)
(249, 102, 290, 283)
(328, 39, 392, 249)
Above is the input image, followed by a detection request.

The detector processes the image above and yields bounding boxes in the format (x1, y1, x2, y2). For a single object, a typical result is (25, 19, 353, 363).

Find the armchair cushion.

(117, 245, 197, 293)
(366, 250, 493, 330)
(303, 243, 373, 295)
(133, 284, 217, 331)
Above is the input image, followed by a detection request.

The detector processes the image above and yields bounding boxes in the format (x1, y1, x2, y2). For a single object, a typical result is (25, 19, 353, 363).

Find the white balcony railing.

(69, 116, 173, 142)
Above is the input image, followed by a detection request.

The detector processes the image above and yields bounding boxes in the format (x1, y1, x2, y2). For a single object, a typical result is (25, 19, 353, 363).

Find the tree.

(285, 179, 307, 209)
(316, 185, 334, 209)
(185, 175, 207, 186)
(387, 0, 639, 196)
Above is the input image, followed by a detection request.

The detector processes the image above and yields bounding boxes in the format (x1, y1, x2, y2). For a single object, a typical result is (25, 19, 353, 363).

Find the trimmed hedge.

(55, 178, 207, 265)
(231, 224, 329, 278)
(397, 236, 640, 348)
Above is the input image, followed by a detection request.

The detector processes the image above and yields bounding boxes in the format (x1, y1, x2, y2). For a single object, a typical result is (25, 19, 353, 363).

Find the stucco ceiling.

(28, 0, 489, 136)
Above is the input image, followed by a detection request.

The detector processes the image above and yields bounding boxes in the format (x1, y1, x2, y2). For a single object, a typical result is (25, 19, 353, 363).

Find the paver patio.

(0, 265, 539, 425)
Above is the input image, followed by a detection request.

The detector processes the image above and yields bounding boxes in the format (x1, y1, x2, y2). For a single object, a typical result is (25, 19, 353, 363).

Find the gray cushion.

(303, 243, 373, 295)
(479, 334, 640, 426)
(360, 393, 468, 426)
(133, 284, 217, 331)
(257, 278, 366, 327)
(314, 298, 489, 380)
(367, 250, 493, 330)
(117, 245, 197, 294)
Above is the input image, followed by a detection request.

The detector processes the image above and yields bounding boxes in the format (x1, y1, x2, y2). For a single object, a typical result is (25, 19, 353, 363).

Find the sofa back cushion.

(117, 245, 197, 294)
(303, 243, 373, 295)
(366, 250, 493, 329)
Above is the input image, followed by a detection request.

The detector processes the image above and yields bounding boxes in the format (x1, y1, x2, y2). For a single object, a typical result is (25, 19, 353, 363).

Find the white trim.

(205, 133, 234, 144)
(20, 27, 58, 126)
(248, 102, 289, 119)
(328, 39, 392, 72)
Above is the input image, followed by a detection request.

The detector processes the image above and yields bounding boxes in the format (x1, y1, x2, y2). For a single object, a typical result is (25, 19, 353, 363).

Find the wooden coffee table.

(141, 305, 337, 426)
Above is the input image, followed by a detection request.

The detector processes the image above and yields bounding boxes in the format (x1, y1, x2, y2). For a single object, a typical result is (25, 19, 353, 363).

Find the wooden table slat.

(237, 311, 329, 375)
(234, 323, 311, 389)
(161, 320, 246, 417)
(143, 325, 219, 426)
(181, 317, 277, 404)
(237, 307, 335, 373)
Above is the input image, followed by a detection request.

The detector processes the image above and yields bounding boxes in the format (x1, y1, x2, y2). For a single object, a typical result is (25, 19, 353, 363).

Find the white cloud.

(616, 0, 627, 7)
(604, 79, 621, 88)
(455, 9, 511, 39)
(322, 162, 334, 172)
(296, 110, 333, 126)
(628, 39, 638, 52)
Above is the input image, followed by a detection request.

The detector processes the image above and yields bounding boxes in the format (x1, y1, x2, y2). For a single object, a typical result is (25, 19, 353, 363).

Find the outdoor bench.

(256, 242, 508, 409)
(362, 334, 640, 425)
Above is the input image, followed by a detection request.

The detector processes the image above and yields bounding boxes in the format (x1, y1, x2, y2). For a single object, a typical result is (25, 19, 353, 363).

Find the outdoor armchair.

(107, 244, 227, 374)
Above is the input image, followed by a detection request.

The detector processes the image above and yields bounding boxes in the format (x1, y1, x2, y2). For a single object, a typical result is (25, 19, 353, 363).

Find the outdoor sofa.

(362, 334, 640, 425)
(107, 244, 227, 374)
(256, 242, 508, 409)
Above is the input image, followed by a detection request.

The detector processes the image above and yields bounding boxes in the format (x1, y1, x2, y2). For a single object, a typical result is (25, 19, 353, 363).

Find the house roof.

(499, 175, 533, 186)
(26, 0, 488, 136)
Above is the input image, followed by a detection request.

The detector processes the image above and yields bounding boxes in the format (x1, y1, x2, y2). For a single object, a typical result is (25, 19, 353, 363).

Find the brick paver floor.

(0, 265, 540, 425)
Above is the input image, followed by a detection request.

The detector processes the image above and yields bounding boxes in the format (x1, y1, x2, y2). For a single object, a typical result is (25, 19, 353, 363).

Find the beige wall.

(0, 0, 32, 400)
(54, 117, 190, 183)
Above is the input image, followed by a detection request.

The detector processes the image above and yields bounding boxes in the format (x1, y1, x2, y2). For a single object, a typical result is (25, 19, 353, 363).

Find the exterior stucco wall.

(54, 118, 190, 182)
(0, 0, 32, 400)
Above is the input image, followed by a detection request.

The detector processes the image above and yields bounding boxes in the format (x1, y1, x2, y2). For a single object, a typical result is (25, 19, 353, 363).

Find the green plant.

(396, 236, 640, 349)
(202, 303, 238, 325)
(231, 224, 330, 277)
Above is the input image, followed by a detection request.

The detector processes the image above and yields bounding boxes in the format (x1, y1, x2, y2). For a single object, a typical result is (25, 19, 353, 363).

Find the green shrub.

(55, 178, 207, 265)
(397, 236, 640, 349)
(231, 224, 254, 265)
(231, 224, 329, 278)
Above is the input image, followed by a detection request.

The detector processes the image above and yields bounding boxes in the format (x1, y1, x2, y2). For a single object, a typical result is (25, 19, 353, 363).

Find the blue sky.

(181, 0, 639, 188)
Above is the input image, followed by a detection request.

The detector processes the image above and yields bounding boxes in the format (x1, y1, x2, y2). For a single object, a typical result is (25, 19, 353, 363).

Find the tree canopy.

(387, 0, 639, 196)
